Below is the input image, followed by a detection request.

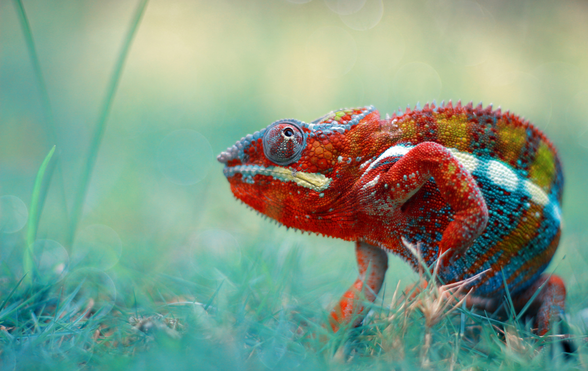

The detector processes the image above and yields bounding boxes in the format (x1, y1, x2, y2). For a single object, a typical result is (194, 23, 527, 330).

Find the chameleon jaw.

(223, 164, 332, 192)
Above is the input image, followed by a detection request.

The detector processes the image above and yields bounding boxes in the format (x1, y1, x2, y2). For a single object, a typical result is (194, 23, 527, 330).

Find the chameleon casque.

(217, 101, 567, 340)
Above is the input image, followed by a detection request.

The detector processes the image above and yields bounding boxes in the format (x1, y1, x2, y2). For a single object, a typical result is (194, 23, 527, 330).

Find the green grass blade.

(67, 0, 149, 246)
(514, 274, 551, 322)
(12, 0, 71, 231)
(0, 274, 27, 313)
(24, 145, 56, 283)
(0, 289, 46, 321)
(204, 280, 225, 311)
(26, 146, 56, 247)
(500, 269, 516, 320)
(12, 0, 57, 143)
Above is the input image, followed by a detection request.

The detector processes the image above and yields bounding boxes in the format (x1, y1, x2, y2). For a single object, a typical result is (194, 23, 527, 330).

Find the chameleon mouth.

(223, 164, 332, 192)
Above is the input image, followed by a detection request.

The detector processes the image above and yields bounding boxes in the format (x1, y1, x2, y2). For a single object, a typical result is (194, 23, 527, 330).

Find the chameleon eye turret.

(262, 120, 306, 166)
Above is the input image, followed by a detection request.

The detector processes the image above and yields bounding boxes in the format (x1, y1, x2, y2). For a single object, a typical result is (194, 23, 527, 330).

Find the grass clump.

(1, 227, 587, 369)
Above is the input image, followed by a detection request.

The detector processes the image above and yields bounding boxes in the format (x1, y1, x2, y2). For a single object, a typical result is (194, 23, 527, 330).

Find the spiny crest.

(387, 100, 507, 121)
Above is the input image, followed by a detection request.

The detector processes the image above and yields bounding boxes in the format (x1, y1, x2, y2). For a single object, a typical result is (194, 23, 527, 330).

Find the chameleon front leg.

(380, 142, 489, 264)
(329, 241, 388, 331)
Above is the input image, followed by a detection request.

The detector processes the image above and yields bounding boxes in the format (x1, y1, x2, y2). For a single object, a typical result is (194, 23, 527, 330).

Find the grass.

(1, 234, 586, 370)
(1, 1, 587, 370)
(23, 145, 55, 287)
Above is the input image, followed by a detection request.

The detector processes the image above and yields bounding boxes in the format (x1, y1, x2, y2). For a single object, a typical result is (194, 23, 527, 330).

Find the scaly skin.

(217, 101, 567, 341)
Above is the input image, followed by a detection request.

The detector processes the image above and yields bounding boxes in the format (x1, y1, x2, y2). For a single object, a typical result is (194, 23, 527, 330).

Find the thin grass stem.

(500, 269, 516, 320)
(0, 274, 27, 313)
(12, 0, 70, 232)
(24, 145, 56, 284)
(12, 0, 57, 143)
(67, 0, 149, 246)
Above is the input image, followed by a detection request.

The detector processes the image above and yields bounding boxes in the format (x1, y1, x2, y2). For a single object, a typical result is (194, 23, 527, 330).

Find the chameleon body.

(218, 101, 567, 337)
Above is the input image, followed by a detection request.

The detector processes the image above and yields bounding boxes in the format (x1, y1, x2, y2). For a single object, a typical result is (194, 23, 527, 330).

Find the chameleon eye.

(263, 120, 305, 165)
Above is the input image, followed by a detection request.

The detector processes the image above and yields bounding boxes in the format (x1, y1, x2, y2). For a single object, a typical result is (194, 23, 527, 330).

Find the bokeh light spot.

(339, 0, 383, 31)
(324, 0, 366, 15)
(0, 195, 28, 234)
(157, 129, 213, 185)
(305, 26, 357, 78)
(63, 268, 117, 320)
(391, 62, 442, 106)
(32, 239, 69, 285)
(71, 224, 122, 270)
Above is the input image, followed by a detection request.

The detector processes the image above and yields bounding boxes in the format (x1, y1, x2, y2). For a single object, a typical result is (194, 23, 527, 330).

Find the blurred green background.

(1, 0, 588, 365)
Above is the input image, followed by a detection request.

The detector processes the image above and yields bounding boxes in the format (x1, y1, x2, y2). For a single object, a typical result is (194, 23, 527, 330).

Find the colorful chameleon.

(217, 101, 568, 345)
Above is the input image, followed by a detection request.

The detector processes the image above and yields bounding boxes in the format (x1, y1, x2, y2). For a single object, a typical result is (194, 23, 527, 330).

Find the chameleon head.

(217, 106, 393, 233)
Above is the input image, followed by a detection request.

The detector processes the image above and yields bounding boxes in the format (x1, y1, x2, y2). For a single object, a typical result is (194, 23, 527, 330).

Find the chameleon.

(217, 101, 569, 344)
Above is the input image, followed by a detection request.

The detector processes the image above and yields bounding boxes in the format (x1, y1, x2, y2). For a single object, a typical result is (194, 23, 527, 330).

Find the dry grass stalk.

(378, 280, 411, 361)
(402, 238, 489, 367)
